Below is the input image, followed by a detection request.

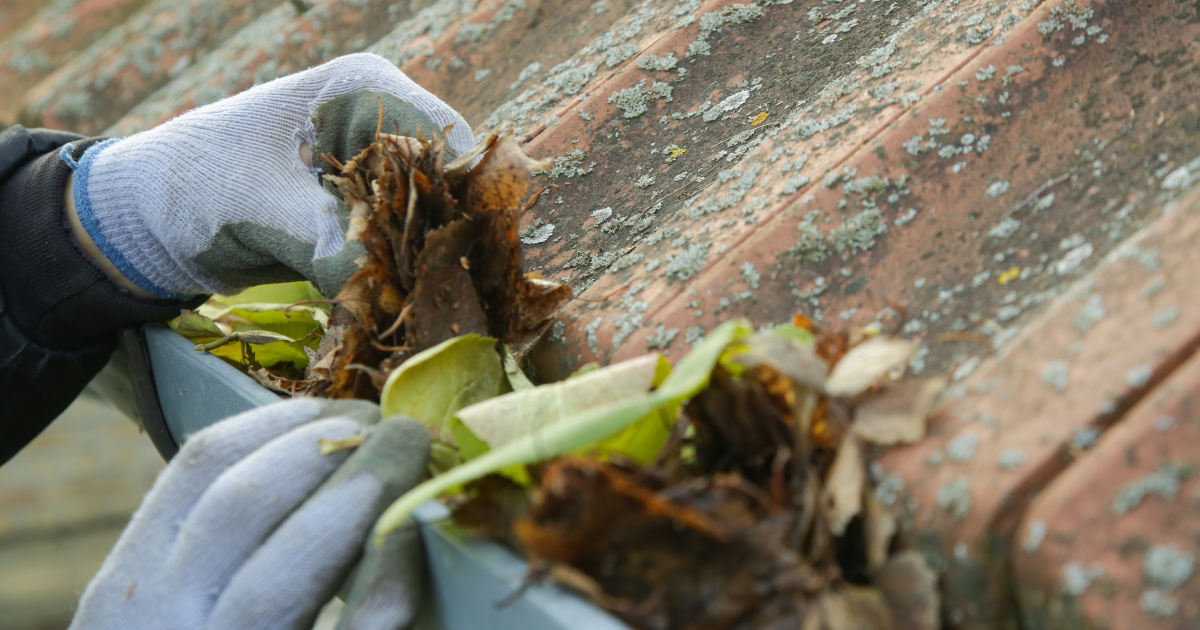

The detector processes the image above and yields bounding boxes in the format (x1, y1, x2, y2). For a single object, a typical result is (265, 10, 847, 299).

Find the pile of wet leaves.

(439, 320, 945, 630)
(170, 129, 571, 399)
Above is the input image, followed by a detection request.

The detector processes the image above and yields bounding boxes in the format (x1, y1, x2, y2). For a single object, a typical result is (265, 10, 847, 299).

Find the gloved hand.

(63, 53, 475, 300)
(68, 398, 432, 630)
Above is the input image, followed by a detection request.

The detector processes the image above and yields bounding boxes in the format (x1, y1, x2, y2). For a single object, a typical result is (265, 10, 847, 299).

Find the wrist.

(64, 173, 156, 299)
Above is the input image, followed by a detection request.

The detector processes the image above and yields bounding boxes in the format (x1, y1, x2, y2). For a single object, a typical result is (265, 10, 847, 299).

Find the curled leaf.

(874, 551, 940, 630)
(456, 353, 663, 451)
(853, 378, 946, 445)
(824, 337, 917, 397)
(732, 330, 828, 389)
(821, 436, 865, 536)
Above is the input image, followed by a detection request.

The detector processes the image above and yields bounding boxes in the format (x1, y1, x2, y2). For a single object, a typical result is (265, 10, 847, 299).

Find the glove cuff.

(67, 139, 198, 300)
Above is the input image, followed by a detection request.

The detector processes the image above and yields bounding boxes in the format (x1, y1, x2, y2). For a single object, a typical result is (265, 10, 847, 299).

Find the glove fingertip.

(337, 527, 426, 630)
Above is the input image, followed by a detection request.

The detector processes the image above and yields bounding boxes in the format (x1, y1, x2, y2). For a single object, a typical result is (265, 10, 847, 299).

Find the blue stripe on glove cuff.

(65, 139, 189, 301)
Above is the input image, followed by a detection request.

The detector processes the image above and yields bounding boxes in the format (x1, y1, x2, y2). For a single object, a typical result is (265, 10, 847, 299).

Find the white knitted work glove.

(68, 398, 431, 630)
(64, 53, 474, 300)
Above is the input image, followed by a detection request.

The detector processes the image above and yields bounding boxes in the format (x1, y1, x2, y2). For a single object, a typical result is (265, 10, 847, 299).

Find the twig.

(378, 303, 412, 340)
(322, 153, 345, 171)
(371, 341, 413, 353)
(375, 96, 384, 142)
(520, 185, 559, 216)
(399, 168, 418, 272)
(930, 331, 994, 352)
(571, 283, 629, 304)
(284, 299, 341, 313)
(1005, 173, 1070, 217)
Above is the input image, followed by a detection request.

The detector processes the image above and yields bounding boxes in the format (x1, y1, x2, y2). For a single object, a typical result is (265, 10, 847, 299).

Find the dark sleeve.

(0, 125, 205, 465)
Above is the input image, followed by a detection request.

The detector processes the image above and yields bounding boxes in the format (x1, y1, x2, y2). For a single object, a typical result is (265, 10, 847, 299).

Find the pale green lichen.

(936, 476, 972, 518)
(788, 214, 827, 264)
(1113, 462, 1194, 515)
(666, 243, 711, 281)
(607, 79, 672, 118)
(645, 324, 680, 350)
(828, 209, 887, 258)
(546, 150, 595, 179)
(636, 52, 678, 72)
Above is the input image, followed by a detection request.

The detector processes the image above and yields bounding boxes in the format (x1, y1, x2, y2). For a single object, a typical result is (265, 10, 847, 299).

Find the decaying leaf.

(873, 551, 940, 630)
(322, 131, 568, 400)
(385, 319, 944, 630)
(824, 337, 917, 397)
(732, 329, 829, 389)
(822, 435, 865, 536)
(862, 490, 897, 572)
(819, 587, 896, 630)
(853, 378, 946, 445)
(374, 319, 754, 543)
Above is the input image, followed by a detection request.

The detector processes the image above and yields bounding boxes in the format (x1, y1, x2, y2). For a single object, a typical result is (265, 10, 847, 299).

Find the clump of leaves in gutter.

(172, 129, 572, 398)
(374, 317, 944, 630)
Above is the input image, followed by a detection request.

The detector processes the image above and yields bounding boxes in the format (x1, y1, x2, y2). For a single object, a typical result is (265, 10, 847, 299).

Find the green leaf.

(502, 346, 536, 392)
(213, 303, 328, 341)
(194, 330, 315, 370)
(450, 416, 491, 461)
(380, 335, 508, 442)
(456, 353, 663, 451)
(221, 281, 327, 307)
(169, 310, 226, 343)
(373, 319, 753, 545)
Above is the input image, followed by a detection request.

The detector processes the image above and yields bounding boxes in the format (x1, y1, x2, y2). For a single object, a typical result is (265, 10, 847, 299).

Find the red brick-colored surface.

(1014, 339, 1200, 628)
(0, 0, 155, 126)
(7, 0, 1200, 627)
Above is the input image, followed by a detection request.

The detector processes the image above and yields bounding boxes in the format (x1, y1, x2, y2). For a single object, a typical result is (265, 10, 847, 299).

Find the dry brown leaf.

(852, 378, 946, 445)
(819, 586, 896, 630)
(320, 130, 569, 399)
(873, 550, 940, 630)
(821, 436, 865, 536)
(824, 337, 917, 397)
(862, 491, 896, 572)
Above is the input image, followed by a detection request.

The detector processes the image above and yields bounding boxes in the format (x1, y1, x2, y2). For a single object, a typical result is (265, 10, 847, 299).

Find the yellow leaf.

(750, 111, 769, 126)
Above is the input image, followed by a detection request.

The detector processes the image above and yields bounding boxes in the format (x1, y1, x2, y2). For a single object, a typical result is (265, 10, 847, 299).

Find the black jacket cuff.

(0, 136, 206, 350)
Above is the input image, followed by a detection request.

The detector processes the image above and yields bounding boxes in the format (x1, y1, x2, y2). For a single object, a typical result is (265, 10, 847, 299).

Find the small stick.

(378, 303, 412, 340)
(520, 185, 559, 216)
(372, 341, 413, 353)
(571, 284, 629, 304)
(323, 153, 345, 172)
(1005, 173, 1070, 217)
(399, 169, 418, 269)
(930, 331, 995, 352)
(284, 299, 342, 313)
(375, 96, 384, 142)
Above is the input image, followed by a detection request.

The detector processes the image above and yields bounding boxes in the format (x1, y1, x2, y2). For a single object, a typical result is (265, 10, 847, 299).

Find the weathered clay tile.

(0, 0, 154, 127)
(385, 0, 641, 129)
(106, 0, 464, 136)
(0, 0, 51, 43)
(18, 0, 281, 135)
(1014, 341, 1200, 628)
(506, 0, 1200, 625)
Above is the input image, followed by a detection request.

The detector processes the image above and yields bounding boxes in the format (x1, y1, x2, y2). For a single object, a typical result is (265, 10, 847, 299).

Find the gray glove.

(65, 53, 473, 300)
(68, 398, 431, 630)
